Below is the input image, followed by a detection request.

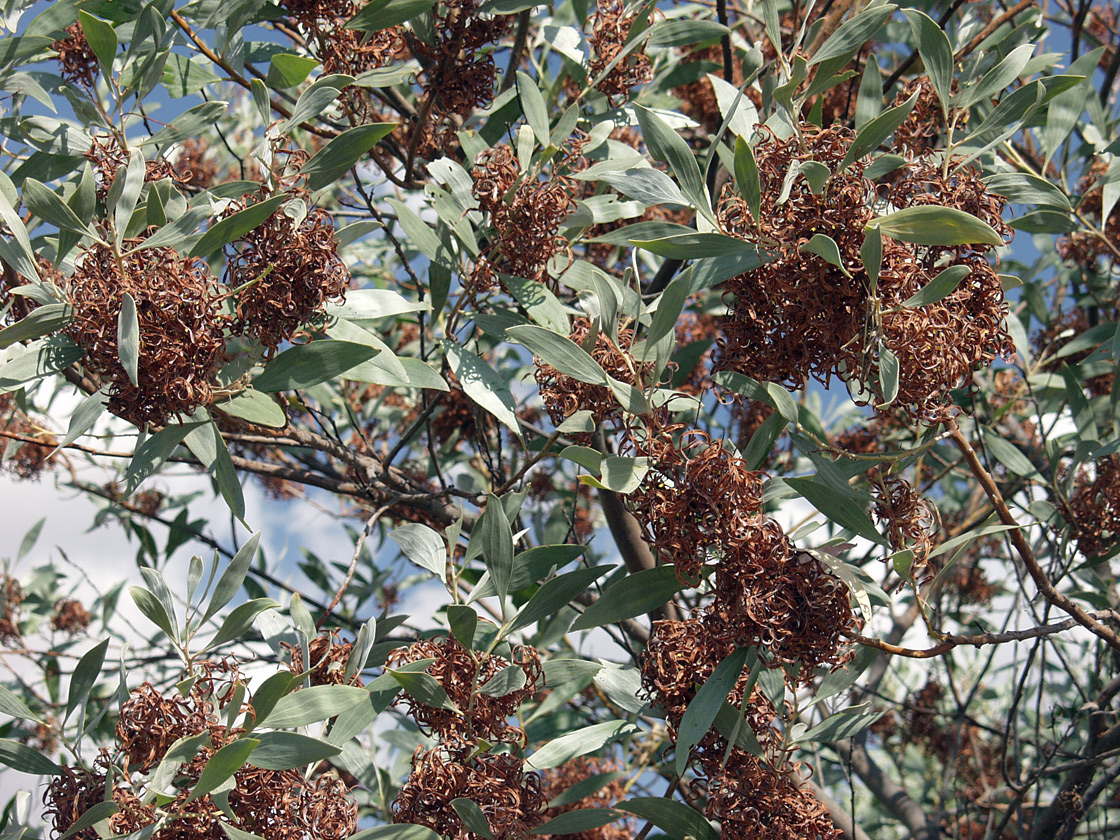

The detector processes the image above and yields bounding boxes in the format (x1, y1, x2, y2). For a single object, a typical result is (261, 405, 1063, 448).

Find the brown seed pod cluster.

(871, 474, 940, 570)
(539, 757, 632, 840)
(1033, 307, 1116, 398)
(0, 574, 22, 644)
(716, 125, 1014, 422)
(587, 0, 654, 100)
(84, 135, 177, 199)
(535, 318, 650, 432)
(471, 146, 574, 286)
(1, 255, 62, 325)
(640, 618, 840, 839)
(289, 630, 363, 686)
(624, 425, 765, 581)
(172, 138, 221, 190)
(386, 635, 542, 746)
(392, 747, 546, 840)
(715, 125, 874, 389)
(51, 599, 93, 635)
(1070, 455, 1120, 559)
(387, 633, 545, 837)
(674, 45, 738, 132)
(891, 77, 968, 157)
(53, 21, 98, 88)
(0, 396, 59, 480)
(65, 241, 226, 427)
(224, 193, 350, 354)
(48, 660, 358, 840)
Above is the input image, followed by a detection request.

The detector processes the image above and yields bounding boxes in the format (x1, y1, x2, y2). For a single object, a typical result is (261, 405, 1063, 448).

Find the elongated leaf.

(265, 685, 371, 728)
(246, 732, 342, 770)
(868, 206, 1003, 247)
(984, 172, 1070, 210)
(0, 336, 83, 390)
(184, 419, 245, 521)
(809, 4, 895, 65)
(59, 800, 117, 840)
(630, 232, 757, 259)
(742, 409, 786, 471)
(117, 293, 139, 387)
(545, 771, 628, 809)
(479, 494, 515, 604)
(442, 340, 521, 437)
(901, 264, 972, 308)
(903, 10, 953, 115)
(78, 11, 116, 74)
(302, 124, 396, 191)
(189, 194, 287, 258)
(798, 702, 885, 745)
(66, 637, 109, 721)
(150, 731, 212, 794)
(842, 90, 919, 168)
(0, 303, 72, 349)
(254, 341, 379, 392)
(877, 345, 899, 408)
(451, 799, 494, 840)
(213, 389, 286, 428)
(140, 566, 179, 640)
(267, 53, 318, 89)
(595, 168, 688, 207)
(571, 565, 683, 631)
(346, 0, 440, 30)
(447, 605, 477, 649)
(125, 422, 203, 493)
(532, 810, 623, 835)
(507, 565, 615, 636)
(348, 827, 441, 840)
(203, 599, 280, 652)
(785, 477, 887, 546)
(22, 178, 98, 239)
(479, 665, 527, 697)
(55, 387, 108, 451)
(801, 234, 850, 275)
(507, 325, 607, 385)
(281, 74, 352, 131)
(390, 524, 447, 578)
(617, 798, 718, 840)
(675, 647, 749, 776)
(186, 739, 260, 803)
(0, 738, 62, 776)
(130, 586, 177, 640)
(389, 670, 458, 712)
(635, 107, 705, 213)
(980, 427, 1040, 478)
(517, 71, 549, 145)
(527, 721, 638, 770)
(0, 684, 40, 722)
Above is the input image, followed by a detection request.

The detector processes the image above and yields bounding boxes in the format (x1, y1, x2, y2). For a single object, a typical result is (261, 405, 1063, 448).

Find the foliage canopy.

(0, 0, 1119, 839)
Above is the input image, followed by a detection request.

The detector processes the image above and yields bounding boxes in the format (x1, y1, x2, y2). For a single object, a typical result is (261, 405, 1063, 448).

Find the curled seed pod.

(387, 636, 542, 746)
(587, 0, 655, 100)
(640, 617, 736, 726)
(891, 77, 968, 156)
(701, 749, 841, 840)
(172, 138, 222, 190)
(1, 255, 63, 325)
(65, 241, 226, 428)
(540, 757, 633, 840)
(225, 194, 350, 354)
(1033, 307, 1116, 398)
(707, 522, 860, 676)
(624, 426, 766, 580)
(116, 683, 210, 773)
(43, 758, 109, 840)
(392, 748, 546, 840)
(290, 631, 363, 686)
(84, 135, 177, 199)
(715, 124, 874, 389)
(0, 400, 59, 481)
(536, 318, 649, 431)
(871, 474, 940, 568)
(53, 22, 98, 88)
(1071, 455, 1120, 559)
(51, 599, 93, 635)
(0, 574, 22, 645)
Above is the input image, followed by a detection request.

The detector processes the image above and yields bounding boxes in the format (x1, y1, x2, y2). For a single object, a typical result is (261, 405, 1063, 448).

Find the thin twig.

(318, 503, 392, 628)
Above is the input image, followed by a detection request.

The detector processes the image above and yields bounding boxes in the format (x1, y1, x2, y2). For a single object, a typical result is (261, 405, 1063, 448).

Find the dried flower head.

(587, 0, 654, 100)
(536, 318, 649, 430)
(65, 241, 226, 427)
(1071, 455, 1120, 559)
(872, 474, 940, 569)
(225, 195, 350, 354)
(53, 22, 98, 88)
(52, 599, 93, 635)
(0, 574, 22, 645)
(540, 757, 632, 840)
(392, 748, 546, 840)
(116, 682, 210, 773)
(891, 77, 968, 156)
(290, 631, 363, 686)
(715, 125, 874, 388)
(387, 636, 542, 746)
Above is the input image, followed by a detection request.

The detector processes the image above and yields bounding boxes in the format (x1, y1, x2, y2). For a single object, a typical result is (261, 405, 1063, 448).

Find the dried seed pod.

(536, 318, 649, 430)
(0, 574, 22, 644)
(387, 636, 542, 746)
(715, 125, 874, 388)
(225, 195, 349, 353)
(392, 748, 546, 840)
(116, 682, 210, 773)
(53, 22, 98, 88)
(891, 77, 968, 156)
(65, 241, 226, 428)
(587, 0, 654, 100)
(290, 631, 363, 686)
(51, 599, 93, 635)
(871, 474, 940, 568)
(1071, 455, 1120, 559)
(702, 749, 841, 840)
(539, 757, 632, 840)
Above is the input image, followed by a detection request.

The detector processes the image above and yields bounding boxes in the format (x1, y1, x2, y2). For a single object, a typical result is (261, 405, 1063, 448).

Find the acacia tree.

(0, 0, 1118, 837)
